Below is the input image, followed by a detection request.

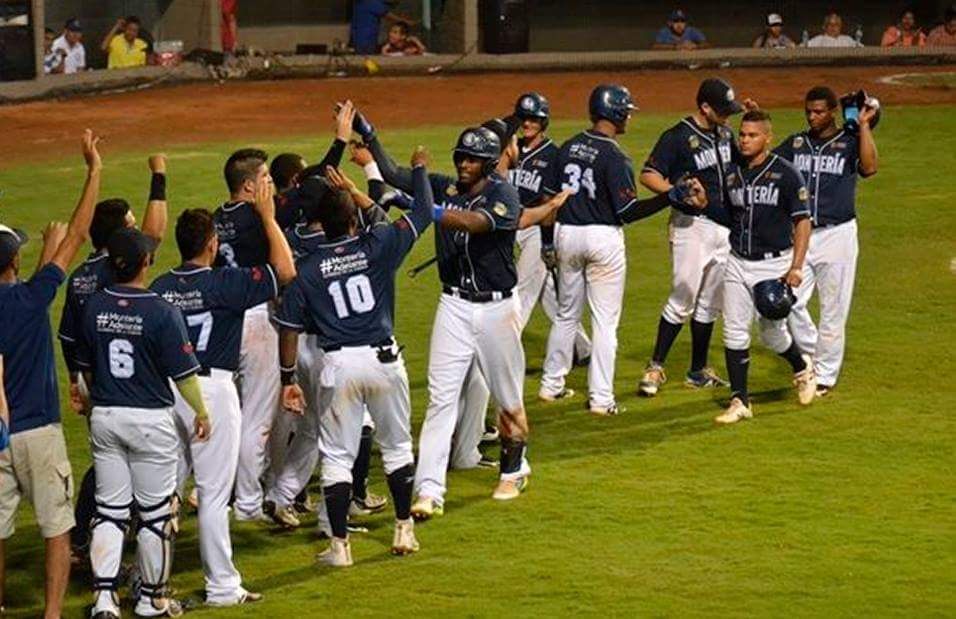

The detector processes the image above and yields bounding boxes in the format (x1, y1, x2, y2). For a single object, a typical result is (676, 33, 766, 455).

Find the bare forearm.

(791, 217, 811, 270)
(279, 329, 299, 371)
(51, 168, 101, 271)
(438, 209, 492, 234)
(639, 171, 672, 194)
(519, 198, 559, 229)
(858, 125, 879, 177)
(141, 172, 168, 242)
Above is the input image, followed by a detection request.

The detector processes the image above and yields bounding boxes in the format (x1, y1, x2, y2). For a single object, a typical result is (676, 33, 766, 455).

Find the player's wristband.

(149, 173, 167, 201)
(432, 205, 444, 223)
(280, 367, 297, 386)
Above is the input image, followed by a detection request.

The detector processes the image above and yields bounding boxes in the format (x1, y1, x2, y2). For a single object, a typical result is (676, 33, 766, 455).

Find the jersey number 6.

(562, 163, 597, 200)
(109, 338, 135, 379)
(329, 274, 375, 319)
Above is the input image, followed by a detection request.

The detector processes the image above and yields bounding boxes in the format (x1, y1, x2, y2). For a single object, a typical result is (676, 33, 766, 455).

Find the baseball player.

(774, 86, 879, 396)
(149, 172, 295, 605)
(0, 130, 102, 619)
(76, 226, 210, 618)
(362, 115, 536, 514)
(507, 93, 592, 366)
(539, 84, 708, 415)
(637, 78, 748, 397)
(57, 155, 169, 559)
(275, 151, 435, 566)
(715, 110, 817, 424)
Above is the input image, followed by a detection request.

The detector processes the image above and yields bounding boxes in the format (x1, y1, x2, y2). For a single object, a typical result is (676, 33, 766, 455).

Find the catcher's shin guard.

(134, 494, 181, 609)
(499, 438, 527, 476)
(90, 499, 133, 609)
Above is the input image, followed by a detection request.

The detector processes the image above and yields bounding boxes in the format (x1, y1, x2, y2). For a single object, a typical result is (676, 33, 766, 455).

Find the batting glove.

(541, 243, 558, 270)
(353, 112, 376, 142)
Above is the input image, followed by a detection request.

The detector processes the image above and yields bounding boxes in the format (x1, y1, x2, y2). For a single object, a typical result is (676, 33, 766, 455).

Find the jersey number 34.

(562, 163, 597, 200)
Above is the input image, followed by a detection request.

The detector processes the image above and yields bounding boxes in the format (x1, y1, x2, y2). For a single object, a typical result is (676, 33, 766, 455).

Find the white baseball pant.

(89, 406, 180, 617)
(234, 303, 281, 519)
(415, 292, 526, 504)
(541, 224, 626, 409)
(450, 359, 489, 470)
(661, 212, 730, 325)
(516, 226, 592, 359)
(267, 335, 325, 508)
(318, 344, 413, 487)
(172, 369, 245, 605)
(723, 252, 797, 353)
(787, 220, 858, 387)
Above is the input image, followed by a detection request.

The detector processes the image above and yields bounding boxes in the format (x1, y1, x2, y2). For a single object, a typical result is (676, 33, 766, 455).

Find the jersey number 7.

(562, 163, 597, 200)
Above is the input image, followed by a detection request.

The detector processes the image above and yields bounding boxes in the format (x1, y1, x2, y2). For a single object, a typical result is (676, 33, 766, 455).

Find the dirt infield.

(1, 64, 954, 168)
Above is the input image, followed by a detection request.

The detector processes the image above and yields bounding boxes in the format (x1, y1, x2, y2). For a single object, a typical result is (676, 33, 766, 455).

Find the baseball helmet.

(453, 126, 501, 177)
(753, 278, 796, 320)
(589, 84, 637, 126)
(514, 92, 550, 129)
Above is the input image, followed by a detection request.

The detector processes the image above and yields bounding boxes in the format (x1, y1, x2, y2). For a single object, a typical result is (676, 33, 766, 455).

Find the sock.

(294, 487, 308, 505)
(351, 425, 373, 501)
(690, 320, 715, 372)
(323, 482, 351, 539)
(652, 317, 683, 365)
(499, 438, 527, 476)
(725, 347, 750, 405)
(386, 464, 415, 521)
(779, 342, 807, 373)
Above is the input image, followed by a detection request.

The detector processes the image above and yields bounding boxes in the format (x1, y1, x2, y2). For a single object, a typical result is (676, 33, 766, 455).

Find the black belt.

(197, 367, 211, 377)
(732, 249, 786, 262)
(322, 337, 396, 354)
(442, 285, 512, 303)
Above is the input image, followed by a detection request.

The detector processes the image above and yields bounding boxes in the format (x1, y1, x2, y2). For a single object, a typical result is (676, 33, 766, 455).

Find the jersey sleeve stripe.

(478, 209, 496, 231)
(272, 316, 305, 330)
(790, 209, 811, 219)
(171, 364, 202, 381)
(615, 198, 638, 215)
(75, 359, 92, 368)
(264, 264, 279, 297)
(57, 332, 76, 342)
(641, 164, 665, 176)
(401, 213, 420, 240)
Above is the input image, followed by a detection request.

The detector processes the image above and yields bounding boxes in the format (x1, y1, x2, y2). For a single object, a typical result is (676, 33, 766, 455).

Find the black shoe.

(480, 424, 499, 443)
(573, 350, 591, 368)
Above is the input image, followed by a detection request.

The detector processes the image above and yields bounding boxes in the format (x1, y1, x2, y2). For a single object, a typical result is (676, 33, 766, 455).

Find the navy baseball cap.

(65, 18, 82, 32)
(107, 227, 157, 280)
(697, 78, 744, 116)
(0, 225, 28, 270)
(669, 9, 688, 22)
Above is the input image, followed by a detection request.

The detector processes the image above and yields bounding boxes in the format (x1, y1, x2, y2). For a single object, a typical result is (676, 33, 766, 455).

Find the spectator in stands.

(42, 27, 63, 75)
(806, 12, 863, 48)
(927, 5, 956, 46)
(882, 9, 926, 47)
(100, 16, 149, 69)
(50, 18, 86, 74)
(352, 0, 400, 55)
(221, 0, 238, 56)
(653, 9, 708, 50)
(753, 13, 796, 48)
(381, 22, 426, 56)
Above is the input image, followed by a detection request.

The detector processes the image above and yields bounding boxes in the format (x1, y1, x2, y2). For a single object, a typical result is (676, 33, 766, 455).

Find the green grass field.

(1, 105, 954, 617)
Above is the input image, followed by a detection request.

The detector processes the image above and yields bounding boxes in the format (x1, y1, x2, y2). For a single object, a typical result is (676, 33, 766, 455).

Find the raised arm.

(254, 175, 297, 285)
(49, 130, 102, 273)
(100, 18, 123, 52)
(141, 154, 168, 244)
(351, 107, 416, 192)
(858, 104, 879, 178)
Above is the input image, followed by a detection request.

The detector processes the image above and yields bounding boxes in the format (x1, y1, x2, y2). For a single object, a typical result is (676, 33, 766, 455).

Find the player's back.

(286, 223, 327, 261)
(59, 251, 114, 351)
(150, 264, 278, 372)
(554, 130, 635, 227)
(213, 201, 268, 268)
(77, 286, 200, 409)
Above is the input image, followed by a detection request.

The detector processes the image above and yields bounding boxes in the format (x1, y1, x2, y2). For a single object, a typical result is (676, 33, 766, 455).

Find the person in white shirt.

(50, 18, 86, 74)
(806, 13, 863, 48)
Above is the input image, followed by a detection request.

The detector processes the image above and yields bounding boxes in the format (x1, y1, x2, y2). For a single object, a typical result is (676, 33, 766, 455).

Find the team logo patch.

(832, 142, 847, 150)
(335, 246, 345, 254)
(493, 202, 508, 217)
(462, 132, 478, 147)
(446, 185, 458, 197)
(726, 88, 736, 101)
(182, 342, 194, 354)
(118, 299, 129, 307)
(798, 187, 809, 202)
(793, 136, 804, 149)
(251, 266, 262, 281)
(521, 96, 535, 110)
(688, 135, 700, 150)
(619, 187, 636, 201)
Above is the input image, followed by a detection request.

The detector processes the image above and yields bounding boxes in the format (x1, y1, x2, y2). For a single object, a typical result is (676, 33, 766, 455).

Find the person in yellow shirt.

(100, 16, 148, 69)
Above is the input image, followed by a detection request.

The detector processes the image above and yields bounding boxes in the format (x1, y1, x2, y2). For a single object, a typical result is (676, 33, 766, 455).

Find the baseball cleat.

(538, 387, 575, 402)
(233, 509, 270, 524)
(134, 596, 184, 618)
(476, 455, 499, 469)
(816, 384, 833, 398)
(92, 612, 120, 619)
(587, 401, 624, 416)
(410, 496, 443, 521)
(206, 589, 263, 607)
(793, 355, 817, 405)
(293, 494, 315, 515)
(481, 424, 500, 443)
(638, 363, 666, 396)
(391, 518, 420, 555)
(715, 397, 753, 425)
(492, 476, 529, 500)
(263, 500, 301, 529)
(349, 493, 387, 517)
(685, 367, 729, 388)
(186, 488, 199, 510)
(317, 537, 353, 567)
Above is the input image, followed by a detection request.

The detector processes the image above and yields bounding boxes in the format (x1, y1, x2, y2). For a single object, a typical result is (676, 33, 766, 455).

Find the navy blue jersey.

(642, 117, 737, 222)
(286, 224, 326, 260)
(275, 167, 433, 347)
(0, 264, 66, 434)
(213, 201, 268, 268)
(431, 173, 521, 292)
(724, 154, 811, 256)
(546, 130, 639, 227)
(75, 286, 201, 409)
(507, 138, 559, 206)
(150, 263, 278, 372)
(773, 130, 860, 227)
(58, 250, 113, 373)
(275, 188, 304, 230)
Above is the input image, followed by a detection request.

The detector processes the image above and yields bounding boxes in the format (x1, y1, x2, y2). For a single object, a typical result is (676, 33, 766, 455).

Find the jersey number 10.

(562, 163, 597, 200)
(329, 274, 375, 319)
